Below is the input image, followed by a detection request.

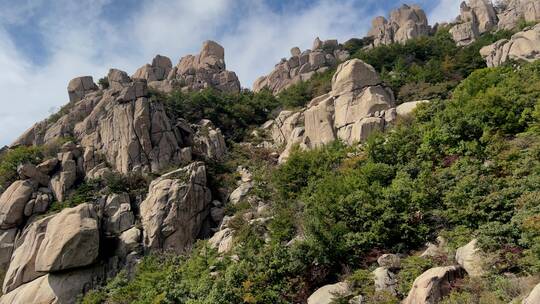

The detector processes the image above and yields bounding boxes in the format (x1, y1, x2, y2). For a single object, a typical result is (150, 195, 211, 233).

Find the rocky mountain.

(1, 1, 540, 304)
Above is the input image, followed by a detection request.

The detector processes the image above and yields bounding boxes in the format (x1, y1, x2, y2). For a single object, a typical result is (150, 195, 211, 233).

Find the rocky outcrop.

(0, 268, 100, 304)
(140, 162, 212, 253)
(307, 282, 351, 304)
(208, 227, 234, 253)
(0, 180, 34, 229)
(480, 23, 540, 67)
(193, 119, 227, 160)
(450, 0, 498, 46)
(497, 0, 540, 30)
(253, 37, 350, 95)
(67, 76, 98, 103)
(3, 203, 99, 293)
(367, 4, 431, 47)
(131, 41, 240, 94)
(102, 193, 134, 236)
(262, 59, 397, 163)
(455, 239, 486, 277)
(402, 266, 465, 304)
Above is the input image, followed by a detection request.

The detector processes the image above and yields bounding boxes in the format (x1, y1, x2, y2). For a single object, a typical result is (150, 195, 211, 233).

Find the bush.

(0, 146, 43, 191)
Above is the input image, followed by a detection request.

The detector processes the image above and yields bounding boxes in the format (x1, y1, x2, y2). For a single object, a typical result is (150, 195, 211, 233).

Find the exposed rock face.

(480, 23, 540, 67)
(253, 37, 350, 95)
(449, 0, 498, 46)
(0, 180, 34, 229)
(377, 253, 401, 269)
(2, 203, 99, 293)
(261, 59, 396, 163)
(307, 282, 351, 304)
(208, 227, 234, 253)
(455, 239, 486, 277)
(67, 76, 98, 103)
(132, 54, 172, 83)
(497, 0, 540, 30)
(373, 267, 398, 295)
(396, 100, 430, 117)
(0, 229, 17, 270)
(0, 268, 99, 304)
(523, 282, 540, 304)
(193, 119, 227, 160)
(367, 4, 431, 47)
(140, 162, 212, 253)
(50, 148, 80, 202)
(102, 193, 134, 236)
(402, 266, 465, 304)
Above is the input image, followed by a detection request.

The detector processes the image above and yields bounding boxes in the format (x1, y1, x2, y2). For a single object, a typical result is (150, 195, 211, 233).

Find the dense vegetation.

(81, 45, 540, 303)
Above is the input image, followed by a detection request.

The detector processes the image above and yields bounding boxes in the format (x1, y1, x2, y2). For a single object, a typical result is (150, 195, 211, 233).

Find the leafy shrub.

(0, 146, 43, 191)
(98, 77, 109, 89)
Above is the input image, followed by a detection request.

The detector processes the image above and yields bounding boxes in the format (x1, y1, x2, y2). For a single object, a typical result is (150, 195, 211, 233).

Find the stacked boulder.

(253, 37, 350, 95)
(366, 4, 431, 47)
(133, 40, 241, 94)
(263, 59, 405, 163)
(480, 23, 540, 66)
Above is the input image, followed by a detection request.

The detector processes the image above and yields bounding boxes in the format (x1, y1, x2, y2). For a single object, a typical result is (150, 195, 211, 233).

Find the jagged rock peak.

(253, 37, 350, 95)
(367, 4, 431, 47)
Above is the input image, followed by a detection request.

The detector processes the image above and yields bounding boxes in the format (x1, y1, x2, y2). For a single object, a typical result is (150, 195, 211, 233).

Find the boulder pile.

(253, 37, 350, 95)
(366, 4, 431, 47)
(480, 23, 540, 66)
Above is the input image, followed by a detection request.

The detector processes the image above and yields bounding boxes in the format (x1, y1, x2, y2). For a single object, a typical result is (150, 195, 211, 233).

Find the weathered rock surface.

(0, 229, 17, 270)
(373, 267, 398, 295)
(377, 253, 401, 269)
(208, 227, 234, 253)
(450, 0, 498, 46)
(367, 4, 431, 47)
(497, 0, 540, 30)
(253, 37, 349, 95)
(402, 266, 465, 304)
(396, 100, 430, 117)
(480, 23, 540, 67)
(50, 149, 79, 202)
(193, 119, 227, 160)
(0, 180, 34, 229)
(307, 282, 351, 304)
(102, 193, 134, 236)
(67, 76, 98, 103)
(523, 282, 540, 304)
(455, 239, 486, 277)
(261, 59, 396, 163)
(3, 203, 99, 293)
(141, 162, 212, 253)
(0, 268, 99, 304)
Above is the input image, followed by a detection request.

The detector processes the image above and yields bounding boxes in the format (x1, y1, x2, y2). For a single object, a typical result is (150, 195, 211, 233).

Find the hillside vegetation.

(79, 38, 540, 303)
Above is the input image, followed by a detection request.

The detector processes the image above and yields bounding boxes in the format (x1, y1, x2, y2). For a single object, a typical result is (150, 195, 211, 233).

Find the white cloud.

(0, 0, 461, 146)
(428, 0, 462, 24)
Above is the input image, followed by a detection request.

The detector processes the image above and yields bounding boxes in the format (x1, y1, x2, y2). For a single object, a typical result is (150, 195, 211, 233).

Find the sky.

(0, 0, 463, 146)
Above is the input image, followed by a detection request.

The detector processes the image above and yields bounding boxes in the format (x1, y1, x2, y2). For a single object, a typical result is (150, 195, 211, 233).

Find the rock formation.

(402, 266, 465, 304)
(140, 162, 212, 253)
(524, 282, 540, 304)
(497, 0, 540, 30)
(480, 23, 540, 66)
(367, 4, 431, 47)
(455, 239, 487, 277)
(307, 282, 351, 304)
(261, 58, 421, 163)
(253, 37, 350, 95)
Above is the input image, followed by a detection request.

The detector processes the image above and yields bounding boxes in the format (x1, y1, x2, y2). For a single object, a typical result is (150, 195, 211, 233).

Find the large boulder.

(373, 267, 397, 295)
(208, 228, 234, 253)
(0, 180, 34, 229)
(402, 266, 465, 304)
(50, 150, 78, 202)
(193, 120, 227, 160)
(140, 162, 212, 253)
(34, 203, 99, 272)
(331, 59, 381, 96)
(455, 239, 486, 277)
(0, 268, 98, 304)
(307, 282, 351, 304)
(396, 100, 430, 117)
(132, 55, 172, 82)
(450, 21, 479, 46)
(67, 76, 98, 103)
(480, 24, 540, 67)
(304, 96, 336, 148)
(102, 193, 134, 236)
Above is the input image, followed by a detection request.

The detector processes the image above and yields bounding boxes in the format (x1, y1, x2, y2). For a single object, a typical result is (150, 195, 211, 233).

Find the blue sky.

(0, 0, 462, 146)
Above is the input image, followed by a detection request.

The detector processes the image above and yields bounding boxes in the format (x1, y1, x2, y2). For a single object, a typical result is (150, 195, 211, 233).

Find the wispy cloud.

(0, 0, 460, 146)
